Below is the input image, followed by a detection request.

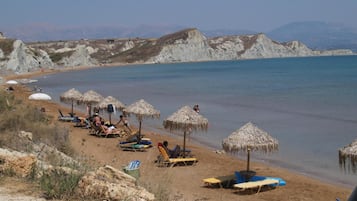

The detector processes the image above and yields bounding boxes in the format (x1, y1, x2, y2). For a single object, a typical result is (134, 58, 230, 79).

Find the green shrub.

(0, 91, 72, 156)
(0, 39, 15, 56)
(39, 170, 83, 199)
(1, 167, 16, 177)
(141, 173, 171, 201)
(49, 50, 75, 63)
(0, 90, 90, 200)
(0, 92, 15, 112)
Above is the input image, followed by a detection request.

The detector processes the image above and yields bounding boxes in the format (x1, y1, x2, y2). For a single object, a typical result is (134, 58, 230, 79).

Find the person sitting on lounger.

(92, 113, 112, 134)
(163, 141, 181, 158)
(93, 113, 102, 127)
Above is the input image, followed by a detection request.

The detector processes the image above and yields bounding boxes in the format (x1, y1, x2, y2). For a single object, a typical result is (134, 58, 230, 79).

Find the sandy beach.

(4, 69, 354, 201)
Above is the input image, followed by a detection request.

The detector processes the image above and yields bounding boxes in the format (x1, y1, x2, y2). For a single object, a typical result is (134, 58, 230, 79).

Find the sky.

(1, 0, 357, 32)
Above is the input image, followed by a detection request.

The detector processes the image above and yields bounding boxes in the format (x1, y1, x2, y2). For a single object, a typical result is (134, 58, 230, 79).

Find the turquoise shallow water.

(29, 55, 357, 187)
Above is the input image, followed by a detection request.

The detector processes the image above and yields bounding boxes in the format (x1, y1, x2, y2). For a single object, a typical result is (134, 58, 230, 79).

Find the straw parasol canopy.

(79, 90, 104, 116)
(339, 139, 357, 173)
(163, 105, 208, 157)
(96, 96, 126, 124)
(97, 96, 125, 111)
(60, 88, 83, 116)
(222, 122, 278, 172)
(124, 99, 160, 138)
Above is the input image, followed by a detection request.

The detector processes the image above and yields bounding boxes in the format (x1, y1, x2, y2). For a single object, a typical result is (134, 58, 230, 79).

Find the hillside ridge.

(0, 28, 354, 75)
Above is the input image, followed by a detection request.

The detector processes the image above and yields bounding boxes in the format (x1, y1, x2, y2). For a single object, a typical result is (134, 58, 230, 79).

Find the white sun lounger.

(233, 179, 279, 193)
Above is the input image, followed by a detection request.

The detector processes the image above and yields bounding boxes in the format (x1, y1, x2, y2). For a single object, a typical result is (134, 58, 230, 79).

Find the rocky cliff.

(0, 28, 354, 74)
(0, 131, 154, 201)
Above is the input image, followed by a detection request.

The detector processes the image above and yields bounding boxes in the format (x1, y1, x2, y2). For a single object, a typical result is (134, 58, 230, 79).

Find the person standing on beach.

(116, 114, 132, 133)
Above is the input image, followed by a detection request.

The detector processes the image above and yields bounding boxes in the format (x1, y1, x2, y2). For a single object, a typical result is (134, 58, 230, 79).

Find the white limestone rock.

(0, 48, 4, 59)
(76, 165, 155, 201)
(59, 45, 98, 67)
(0, 148, 37, 177)
(3, 40, 54, 73)
(121, 40, 135, 51)
(148, 29, 212, 63)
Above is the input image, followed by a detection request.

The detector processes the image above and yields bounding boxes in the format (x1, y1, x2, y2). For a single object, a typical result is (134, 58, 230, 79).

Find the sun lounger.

(203, 175, 236, 188)
(235, 171, 286, 186)
(58, 109, 76, 122)
(250, 175, 286, 187)
(73, 117, 90, 128)
(120, 137, 151, 145)
(157, 145, 198, 167)
(119, 142, 152, 152)
(89, 122, 120, 138)
(233, 179, 279, 193)
(119, 138, 153, 151)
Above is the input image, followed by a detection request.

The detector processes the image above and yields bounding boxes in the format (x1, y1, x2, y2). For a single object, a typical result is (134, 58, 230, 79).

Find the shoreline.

(148, 122, 355, 189)
(5, 65, 355, 189)
(3, 65, 354, 200)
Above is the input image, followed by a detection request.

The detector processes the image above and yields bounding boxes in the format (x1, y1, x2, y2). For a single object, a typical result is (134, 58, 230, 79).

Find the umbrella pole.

(71, 100, 74, 116)
(183, 131, 186, 158)
(88, 104, 92, 117)
(247, 148, 251, 172)
(109, 113, 112, 125)
(138, 120, 142, 140)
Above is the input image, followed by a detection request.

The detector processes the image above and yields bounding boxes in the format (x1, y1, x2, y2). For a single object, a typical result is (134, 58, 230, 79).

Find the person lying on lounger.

(74, 116, 90, 128)
(102, 124, 117, 135)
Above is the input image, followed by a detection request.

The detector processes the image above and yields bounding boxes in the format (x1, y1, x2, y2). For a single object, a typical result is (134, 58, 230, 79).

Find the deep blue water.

(29, 56, 357, 187)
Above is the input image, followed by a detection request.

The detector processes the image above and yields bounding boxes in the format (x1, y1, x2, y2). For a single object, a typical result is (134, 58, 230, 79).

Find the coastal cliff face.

(0, 39, 54, 73)
(0, 28, 354, 74)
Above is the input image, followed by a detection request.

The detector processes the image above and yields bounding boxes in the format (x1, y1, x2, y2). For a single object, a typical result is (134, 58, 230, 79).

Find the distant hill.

(1, 21, 357, 52)
(0, 24, 186, 42)
(201, 28, 258, 37)
(267, 21, 357, 52)
(1, 28, 353, 74)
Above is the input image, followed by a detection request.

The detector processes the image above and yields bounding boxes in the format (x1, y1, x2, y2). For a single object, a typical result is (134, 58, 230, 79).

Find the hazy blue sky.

(1, 0, 356, 32)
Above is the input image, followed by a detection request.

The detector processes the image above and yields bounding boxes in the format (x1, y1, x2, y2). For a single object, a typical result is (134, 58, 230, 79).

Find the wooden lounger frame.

(203, 175, 236, 188)
(233, 179, 279, 193)
(157, 146, 198, 167)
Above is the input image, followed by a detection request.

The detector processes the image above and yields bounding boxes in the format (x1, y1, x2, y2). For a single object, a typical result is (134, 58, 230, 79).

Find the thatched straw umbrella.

(163, 105, 208, 158)
(222, 122, 278, 176)
(96, 96, 126, 124)
(123, 99, 160, 138)
(60, 88, 83, 116)
(339, 139, 357, 173)
(79, 90, 104, 117)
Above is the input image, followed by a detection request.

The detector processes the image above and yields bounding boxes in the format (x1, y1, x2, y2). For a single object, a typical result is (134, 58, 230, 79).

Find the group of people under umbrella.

(59, 88, 279, 172)
(58, 87, 357, 178)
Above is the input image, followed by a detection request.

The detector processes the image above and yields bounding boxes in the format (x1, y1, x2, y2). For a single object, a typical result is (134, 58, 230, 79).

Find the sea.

(27, 55, 357, 188)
